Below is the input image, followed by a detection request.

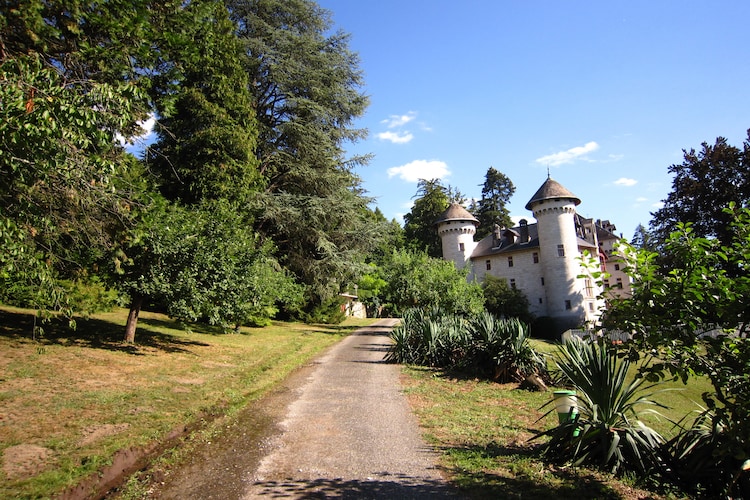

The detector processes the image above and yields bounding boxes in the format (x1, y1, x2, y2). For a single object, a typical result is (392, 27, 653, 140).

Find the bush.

(386, 308, 547, 385)
(534, 337, 667, 478)
(482, 275, 532, 325)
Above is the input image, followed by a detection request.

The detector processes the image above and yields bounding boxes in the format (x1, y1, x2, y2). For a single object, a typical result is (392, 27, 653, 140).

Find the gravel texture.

(150, 319, 462, 499)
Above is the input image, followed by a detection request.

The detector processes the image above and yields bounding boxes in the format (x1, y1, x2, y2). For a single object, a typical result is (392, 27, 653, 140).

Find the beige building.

(437, 176, 630, 332)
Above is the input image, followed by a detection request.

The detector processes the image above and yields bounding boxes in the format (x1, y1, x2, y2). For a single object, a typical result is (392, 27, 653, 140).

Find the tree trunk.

(124, 294, 143, 343)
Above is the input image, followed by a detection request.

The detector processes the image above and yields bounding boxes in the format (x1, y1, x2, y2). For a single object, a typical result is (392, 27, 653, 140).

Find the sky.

(315, 0, 750, 239)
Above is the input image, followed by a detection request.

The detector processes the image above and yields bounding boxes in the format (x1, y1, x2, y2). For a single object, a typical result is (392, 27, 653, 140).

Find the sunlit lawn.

(400, 338, 713, 499)
(0, 305, 374, 499)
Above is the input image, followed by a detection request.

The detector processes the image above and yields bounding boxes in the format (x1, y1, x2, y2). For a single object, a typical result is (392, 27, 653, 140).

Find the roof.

(525, 177, 581, 210)
(435, 203, 479, 225)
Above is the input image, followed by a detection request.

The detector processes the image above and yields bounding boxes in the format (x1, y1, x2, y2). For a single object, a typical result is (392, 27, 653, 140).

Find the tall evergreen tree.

(146, 0, 260, 205)
(229, 0, 381, 304)
(475, 167, 515, 240)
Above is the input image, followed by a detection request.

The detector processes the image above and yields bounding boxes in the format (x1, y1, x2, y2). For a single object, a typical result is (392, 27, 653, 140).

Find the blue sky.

(316, 0, 750, 239)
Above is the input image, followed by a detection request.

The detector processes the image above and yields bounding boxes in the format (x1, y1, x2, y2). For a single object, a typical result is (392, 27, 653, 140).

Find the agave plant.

(665, 407, 750, 498)
(534, 337, 668, 477)
(469, 312, 546, 383)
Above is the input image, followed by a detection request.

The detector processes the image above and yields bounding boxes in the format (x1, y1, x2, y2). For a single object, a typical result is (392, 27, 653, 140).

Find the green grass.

(0, 305, 375, 499)
(401, 339, 713, 499)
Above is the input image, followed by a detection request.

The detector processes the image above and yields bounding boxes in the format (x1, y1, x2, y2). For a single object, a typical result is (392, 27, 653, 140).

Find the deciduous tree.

(650, 132, 750, 248)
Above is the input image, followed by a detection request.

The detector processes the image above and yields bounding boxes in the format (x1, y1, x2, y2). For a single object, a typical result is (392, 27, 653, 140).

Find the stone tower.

(435, 203, 479, 270)
(524, 176, 585, 331)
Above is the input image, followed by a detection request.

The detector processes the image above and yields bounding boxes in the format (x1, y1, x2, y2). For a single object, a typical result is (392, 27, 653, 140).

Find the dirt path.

(147, 319, 461, 499)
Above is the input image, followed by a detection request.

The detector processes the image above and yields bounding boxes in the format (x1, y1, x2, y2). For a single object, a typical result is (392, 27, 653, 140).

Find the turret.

(525, 177, 584, 331)
(435, 203, 478, 270)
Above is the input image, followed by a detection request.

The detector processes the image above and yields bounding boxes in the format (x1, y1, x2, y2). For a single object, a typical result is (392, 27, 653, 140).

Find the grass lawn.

(0, 305, 374, 499)
(400, 338, 712, 499)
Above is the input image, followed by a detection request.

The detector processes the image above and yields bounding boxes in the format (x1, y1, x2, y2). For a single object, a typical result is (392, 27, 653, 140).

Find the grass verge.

(400, 339, 712, 499)
(0, 305, 374, 499)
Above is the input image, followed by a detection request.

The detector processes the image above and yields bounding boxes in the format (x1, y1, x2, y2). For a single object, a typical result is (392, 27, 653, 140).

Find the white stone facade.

(437, 177, 629, 333)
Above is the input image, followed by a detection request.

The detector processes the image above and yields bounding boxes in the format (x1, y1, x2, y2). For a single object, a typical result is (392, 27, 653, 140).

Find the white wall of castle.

(438, 220, 478, 270)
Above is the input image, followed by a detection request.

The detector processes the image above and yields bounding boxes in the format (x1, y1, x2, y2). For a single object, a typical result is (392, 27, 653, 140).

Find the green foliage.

(482, 275, 532, 325)
(593, 204, 750, 496)
(299, 295, 347, 325)
(378, 249, 484, 317)
(469, 311, 546, 383)
(147, 0, 260, 205)
(474, 167, 515, 240)
(386, 308, 547, 385)
(230, 0, 378, 304)
(650, 131, 750, 249)
(403, 178, 457, 257)
(535, 337, 667, 478)
(119, 200, 301, 333)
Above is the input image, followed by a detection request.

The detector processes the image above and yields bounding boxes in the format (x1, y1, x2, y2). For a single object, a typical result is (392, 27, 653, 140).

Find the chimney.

(519, 219, 529, 242)
(493, 224, 502, 248)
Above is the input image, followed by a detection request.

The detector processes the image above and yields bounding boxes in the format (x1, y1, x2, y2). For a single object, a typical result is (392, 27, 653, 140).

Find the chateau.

(436, 176, 630, 332)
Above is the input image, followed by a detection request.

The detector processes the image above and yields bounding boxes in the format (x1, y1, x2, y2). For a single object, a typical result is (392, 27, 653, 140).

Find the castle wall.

(532, 198, 586, 328)
(438, 220, 477, 270)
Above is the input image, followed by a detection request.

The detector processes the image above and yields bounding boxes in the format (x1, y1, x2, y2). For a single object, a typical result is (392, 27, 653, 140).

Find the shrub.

(386, 308, 547, 386)
(534, 337, 667, 478)
(469, 311, 547, 383)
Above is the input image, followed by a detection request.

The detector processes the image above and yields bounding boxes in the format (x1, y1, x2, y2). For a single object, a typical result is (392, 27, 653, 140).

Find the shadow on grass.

(440, 442, 630, 500)
(0, 308, 211, 354)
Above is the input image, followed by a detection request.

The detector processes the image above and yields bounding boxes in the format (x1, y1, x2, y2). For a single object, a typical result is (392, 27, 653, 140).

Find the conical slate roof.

(525, 177, 581, 210)
(435, 203, 479, 225)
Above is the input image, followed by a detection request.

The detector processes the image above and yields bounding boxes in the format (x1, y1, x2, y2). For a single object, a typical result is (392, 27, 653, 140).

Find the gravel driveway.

(149, 319, 461, 499)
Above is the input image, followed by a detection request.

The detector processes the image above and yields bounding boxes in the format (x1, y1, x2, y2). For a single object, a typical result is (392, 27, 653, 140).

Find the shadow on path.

(251, 474, 459, 499)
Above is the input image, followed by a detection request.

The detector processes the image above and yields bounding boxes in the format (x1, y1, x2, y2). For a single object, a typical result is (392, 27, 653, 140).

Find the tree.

(0, 19, 150, 306)
(599, 205, 750, 497)
(403, 179, 464, 257)
(228, 0, 380, 305)
(379, 249, 484, 317)
(118, 200, 301, 341)
(650, 132, 750, 248)
(630, 223, 656, 251)
(146, 0, 260, 205)
(482, 275, 532, 325)
(475, 167, 515, 240)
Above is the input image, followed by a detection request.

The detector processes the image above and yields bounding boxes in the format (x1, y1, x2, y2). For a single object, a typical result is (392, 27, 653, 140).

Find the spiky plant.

(534, 337, 668, 477)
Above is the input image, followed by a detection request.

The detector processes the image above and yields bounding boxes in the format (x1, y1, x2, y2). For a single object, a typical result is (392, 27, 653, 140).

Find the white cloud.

(377, 130, 414, 144)
(652, 201, 665, 209)
(117, 114, 156, 146)
(635, 197, 648, 203)
(387, 159, 450, 183)
(535, 141, 600, 166)
(381, 112, 416, 128)
(614, 177, 638, 187)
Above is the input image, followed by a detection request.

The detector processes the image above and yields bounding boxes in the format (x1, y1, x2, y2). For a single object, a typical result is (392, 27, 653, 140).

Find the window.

(486, 260, 491, 270)
(603, 279, 610, 288)
(540, 277, 545, 286)
(510, 279, 516, 290)
(588, 302, 595, 311)
(533, 252, 539, 264)
(614, 263, 620, 271)
(459, 242, 465, 251)
(565, 300, 572, 310)
(585, 279, 593, 297)
(557, 244, 565, 257)
(538, 298, 543, 304)
(616, 278, 623, 289)
(507, 256, 514, 267)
